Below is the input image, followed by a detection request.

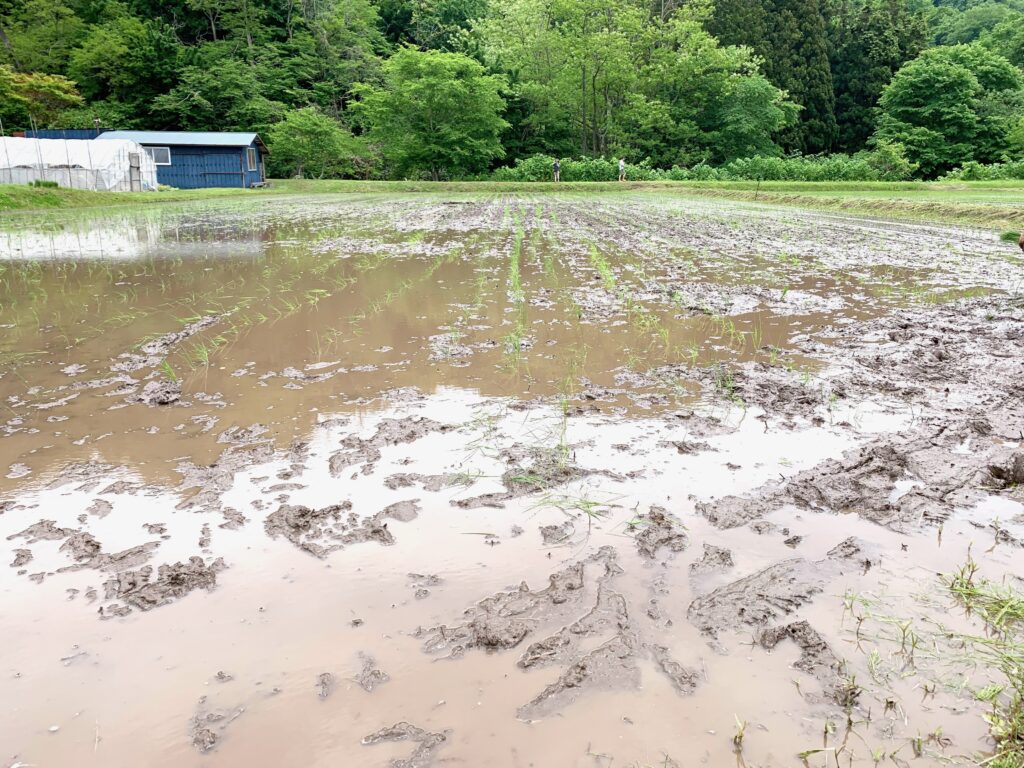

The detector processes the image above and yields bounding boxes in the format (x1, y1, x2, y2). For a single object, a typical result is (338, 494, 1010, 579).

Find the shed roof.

(97, 131, 267, 151)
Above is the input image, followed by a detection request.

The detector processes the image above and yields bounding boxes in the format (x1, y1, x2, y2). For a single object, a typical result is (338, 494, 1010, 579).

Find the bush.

(30, 180, 60, 188)
(492, 155, 661, 182)
(941, 160, 1024, 180)
(490, 148, 919, 182)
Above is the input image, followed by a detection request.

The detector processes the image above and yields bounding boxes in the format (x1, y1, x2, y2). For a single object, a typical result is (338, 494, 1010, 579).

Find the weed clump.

(947, 557, 1024, 767)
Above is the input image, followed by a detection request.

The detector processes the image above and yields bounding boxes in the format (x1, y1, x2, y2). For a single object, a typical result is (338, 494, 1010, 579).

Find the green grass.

(2, 177, 1023, 229)
(947, 558, 1024, 768)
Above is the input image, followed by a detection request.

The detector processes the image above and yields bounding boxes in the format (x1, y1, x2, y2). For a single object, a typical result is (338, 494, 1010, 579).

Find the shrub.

(941, 160, 1024, 180)
(490, 150, 919, 182)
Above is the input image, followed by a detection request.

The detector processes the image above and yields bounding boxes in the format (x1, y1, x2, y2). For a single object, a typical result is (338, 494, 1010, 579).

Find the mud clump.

(8, 519, 74, 544)
(517, 633, 640, 719)
(989, 453, 1024, 489)
(135, 378, 181, 406)
(100, 556, 225, 617)
(380, 499, 420, 522)
(10, 548, 32, 568)
(634, 508, 688, 559)
(362, 722, 448, 768)
(759, 620, 845, 703)
(8, 520, 161, 577)
(453, 445, 597, 509)
(86, 499, 112, 518)
(60, 531, 103, 562)
(329, 417, 452, 476)
(115, 315, 220, 374)
(687, 537, 876, 638)
(689, 543, 734, 574)
(188, 694, 244, 754)
(417, 547, 619, 656)
(384, 473, 453, 492)
(316, 672, 334, 699)
(539, 521, 573, 545)
(264, 500, 421, 558)
(354, 654, 389, 692)
(651, 644, 700, 695)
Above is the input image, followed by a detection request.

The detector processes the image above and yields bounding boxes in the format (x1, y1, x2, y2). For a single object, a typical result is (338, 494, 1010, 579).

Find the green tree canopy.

(476, 0, 794, 165)
(267, 106, 370, 178)
(352, 46, 507, 179)
(872, 43, 1024, 176)
(0, 64, 82, 130)
(830, 0, 927, 153)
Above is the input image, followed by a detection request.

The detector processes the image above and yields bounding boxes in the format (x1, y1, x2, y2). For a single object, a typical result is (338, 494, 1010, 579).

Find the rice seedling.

(588, 244, 617, 291)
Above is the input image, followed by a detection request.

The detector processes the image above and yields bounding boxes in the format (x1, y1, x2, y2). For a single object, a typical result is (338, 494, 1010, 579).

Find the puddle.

(1, 192, 1022, 767)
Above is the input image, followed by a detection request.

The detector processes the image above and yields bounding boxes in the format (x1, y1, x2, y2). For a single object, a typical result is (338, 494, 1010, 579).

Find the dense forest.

(1, 0, 1023, 179)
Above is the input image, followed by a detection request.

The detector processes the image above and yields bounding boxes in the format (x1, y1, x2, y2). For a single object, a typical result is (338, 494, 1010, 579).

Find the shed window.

(146, 146, 171, 166)
(247, 147, 258, 171)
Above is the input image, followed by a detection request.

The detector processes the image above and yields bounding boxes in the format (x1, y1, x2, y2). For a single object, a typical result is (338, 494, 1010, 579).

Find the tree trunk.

(580, 65, 587, 154)
(0, 24, 20, 70)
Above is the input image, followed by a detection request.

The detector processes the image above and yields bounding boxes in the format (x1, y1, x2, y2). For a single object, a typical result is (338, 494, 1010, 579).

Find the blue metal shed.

(96, 131, 268, 189)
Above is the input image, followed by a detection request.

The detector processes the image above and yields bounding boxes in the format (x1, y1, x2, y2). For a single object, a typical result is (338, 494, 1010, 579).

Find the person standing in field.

(618, 158, 626, 182)
(553, 158, 561, 182)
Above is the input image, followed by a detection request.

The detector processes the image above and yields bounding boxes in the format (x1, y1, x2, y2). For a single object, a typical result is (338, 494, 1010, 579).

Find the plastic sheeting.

(0, 137, 158, 192)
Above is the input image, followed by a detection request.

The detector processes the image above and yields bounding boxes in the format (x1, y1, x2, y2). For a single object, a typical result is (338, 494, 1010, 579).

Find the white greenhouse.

(0, 137, 158, 192)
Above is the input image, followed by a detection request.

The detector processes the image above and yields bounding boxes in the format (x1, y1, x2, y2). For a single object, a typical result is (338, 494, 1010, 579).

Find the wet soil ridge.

(362, 722, 449, 768)
(687, 539, 877, 702)
(699, 412, 1024, 535)
(116, 315, 222, 374)
(5, 517, 224, 617)
(633, 507, 689, 559)
(101, 556, 225, 618)
(758, 621, 847, 704)
(418, 546, 701, 719)
(687, 537, 877, 638)
(453, 443, 615, 509)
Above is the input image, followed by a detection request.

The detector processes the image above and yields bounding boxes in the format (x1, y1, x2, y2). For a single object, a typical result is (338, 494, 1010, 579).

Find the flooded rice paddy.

(1, 192, 1023, 767)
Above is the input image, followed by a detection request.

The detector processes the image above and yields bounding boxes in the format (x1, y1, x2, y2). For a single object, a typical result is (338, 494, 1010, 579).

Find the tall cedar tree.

(830, 0, 927, 152)
(761, 0, 838, 153)
(710, 0, 837, 154)
(707, 0, 767, 49)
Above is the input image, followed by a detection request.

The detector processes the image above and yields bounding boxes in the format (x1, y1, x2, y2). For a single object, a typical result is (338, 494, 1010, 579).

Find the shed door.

(203, 151, 245, 187)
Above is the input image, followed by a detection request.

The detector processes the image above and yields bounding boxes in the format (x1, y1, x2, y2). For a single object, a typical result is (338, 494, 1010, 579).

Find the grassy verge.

(0, 183, 276, 211)
(2, 178, 1023, 230)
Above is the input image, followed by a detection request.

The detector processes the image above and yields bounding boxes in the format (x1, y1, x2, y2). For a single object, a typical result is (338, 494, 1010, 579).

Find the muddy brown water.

(2, 192, 1023, 767)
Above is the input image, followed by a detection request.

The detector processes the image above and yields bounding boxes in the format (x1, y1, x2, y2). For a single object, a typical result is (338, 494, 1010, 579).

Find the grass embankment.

(2, 178, 1022, 230)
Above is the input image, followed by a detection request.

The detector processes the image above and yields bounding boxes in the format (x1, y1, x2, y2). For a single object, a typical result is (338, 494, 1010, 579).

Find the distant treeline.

(1, 0, 1022, 180)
